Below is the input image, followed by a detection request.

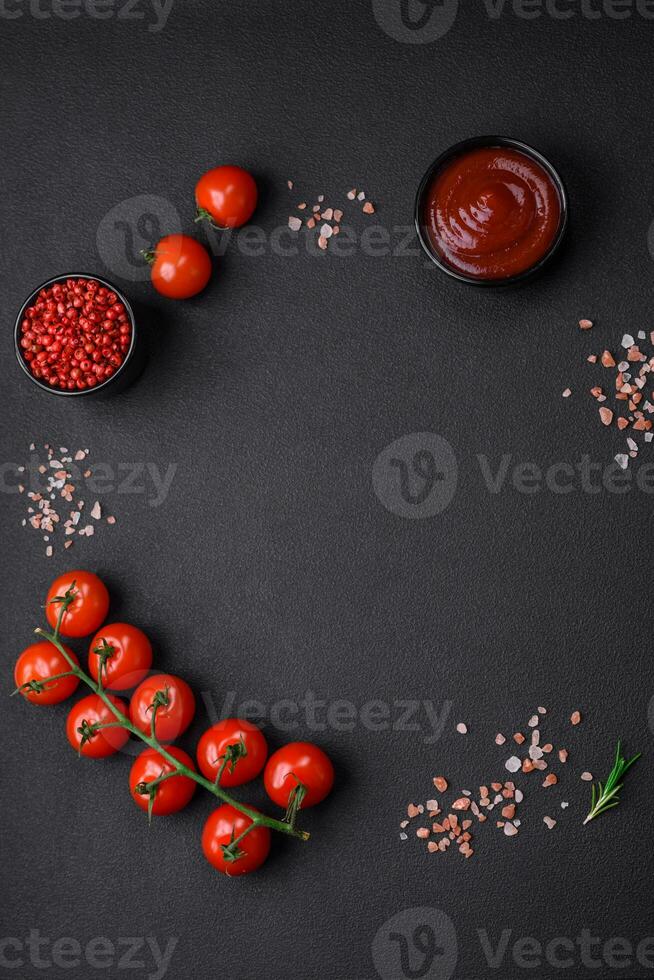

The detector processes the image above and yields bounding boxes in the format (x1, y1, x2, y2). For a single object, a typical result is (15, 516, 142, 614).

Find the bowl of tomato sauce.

(415, 136, 568, 286)
(14, 274, 143, 396)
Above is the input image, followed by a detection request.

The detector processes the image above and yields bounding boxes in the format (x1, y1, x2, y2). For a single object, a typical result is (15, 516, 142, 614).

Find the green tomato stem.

(32, 625, 309, 842)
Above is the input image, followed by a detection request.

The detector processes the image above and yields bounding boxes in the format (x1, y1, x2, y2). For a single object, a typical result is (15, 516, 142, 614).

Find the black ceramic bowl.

(414, 136, 569, 287)
(14, 273, 143, 397)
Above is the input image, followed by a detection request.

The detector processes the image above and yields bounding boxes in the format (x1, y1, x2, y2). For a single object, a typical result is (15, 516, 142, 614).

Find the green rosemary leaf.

(583, 740, 641, 826)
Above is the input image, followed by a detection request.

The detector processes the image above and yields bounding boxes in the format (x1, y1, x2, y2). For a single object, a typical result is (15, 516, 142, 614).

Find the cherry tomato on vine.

(46, 571, 109, 638)
(129, 746, 197, 817)
(66, 693, 129, 758)
(202, 805, 270, 877)
(129, 673, 195, 742)
(264, 742, 334, 810)
(195, 165, 258, 229)
(196, 718, 268, 787)
(144, 234, 212, 299)
(14, 642, 79, 705)
(88, 623, 152, 691)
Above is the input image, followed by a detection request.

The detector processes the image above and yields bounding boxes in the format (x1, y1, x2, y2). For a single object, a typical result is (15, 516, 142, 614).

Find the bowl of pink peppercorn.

(14, 274, 142, 397)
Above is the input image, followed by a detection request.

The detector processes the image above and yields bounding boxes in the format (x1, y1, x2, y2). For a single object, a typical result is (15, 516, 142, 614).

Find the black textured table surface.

(2, 3, 654, 979)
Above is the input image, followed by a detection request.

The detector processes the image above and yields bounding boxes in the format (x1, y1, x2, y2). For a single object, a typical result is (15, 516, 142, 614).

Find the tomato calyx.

(284, 777, 308, 826)
(146, 686, 171, 737)
(12, 670, 76, 697)
(220, 825, 249, 864)
(134, 767, 176, 824)
(140, 249, 156, 266)
(194, 207, 227, 231)
(76, 717, 101, 752)
(213, 736, 248, 784)
(92, 639, 116, 686)
(47, 581, 78, 624)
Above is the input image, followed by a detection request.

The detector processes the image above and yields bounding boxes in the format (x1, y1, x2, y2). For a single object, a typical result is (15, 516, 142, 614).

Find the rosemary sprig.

(583, 739, 641, 826)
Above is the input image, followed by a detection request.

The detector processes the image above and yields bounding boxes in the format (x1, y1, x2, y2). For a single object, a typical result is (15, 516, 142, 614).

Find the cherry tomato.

(14, 641, 79, 705)
(45, 571, 109, 638)
(264, 742, 334, 809)
(201, 805, 270, 877)
(129, 673, 195, 742)
(66, 694, 129, 758)
(145, 234, 212, 299)
(195, 165, 257, 229)
(129, 746, 197, 816)
(196, 719, 268, 787)
(88, 623, 152, 691)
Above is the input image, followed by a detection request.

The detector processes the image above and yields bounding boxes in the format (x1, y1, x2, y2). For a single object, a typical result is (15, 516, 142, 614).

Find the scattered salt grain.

(543, 816, 557, 830)
(570, 711, 582, 726)
(91, 501, 102, 520)
(562, 388, 572, 398)
(288, 216, 302, 232)
(505, 756, 522, 773)
(579, 319, 593, 330)
(615, 454, 628, 470)
(581, 771, 593, 781)
(456, 723, 468, 734)
(622, 334, 634, 348)
(495, 733, 506, 745)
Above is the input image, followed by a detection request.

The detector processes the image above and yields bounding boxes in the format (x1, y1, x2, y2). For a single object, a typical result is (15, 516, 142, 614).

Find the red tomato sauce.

(423, 146, 562, 281)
